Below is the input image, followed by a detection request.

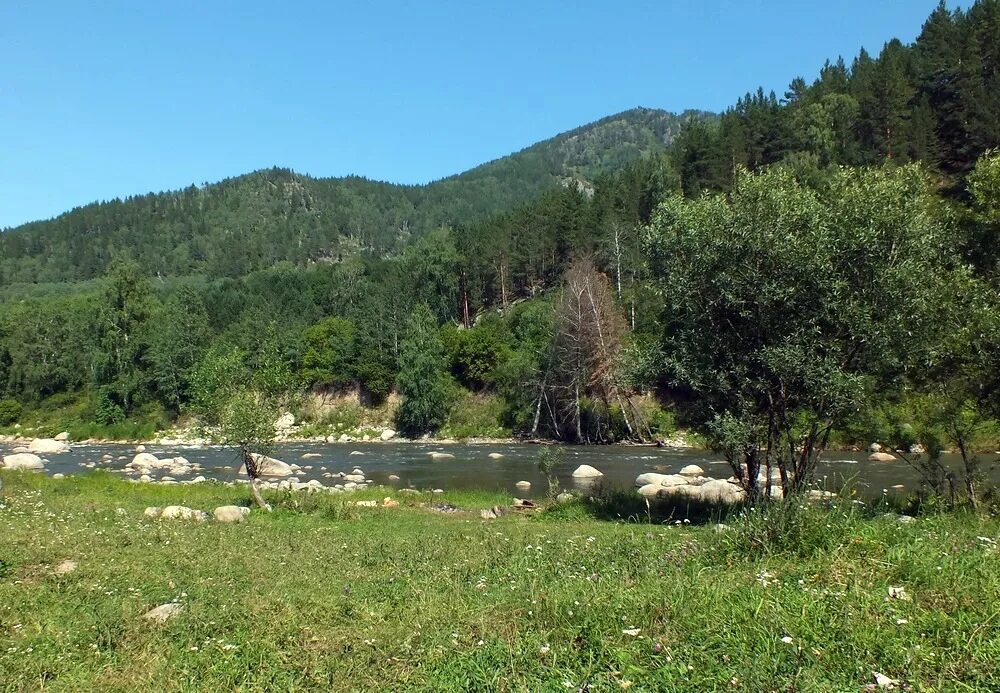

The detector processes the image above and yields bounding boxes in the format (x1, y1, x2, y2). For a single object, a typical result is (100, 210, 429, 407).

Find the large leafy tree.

(395, 304, 452, 436)
(645, 164, 959, 498)
(300, 316, 357, 388)
(147, 285, 211, 411)
(94, 258, 153, 419)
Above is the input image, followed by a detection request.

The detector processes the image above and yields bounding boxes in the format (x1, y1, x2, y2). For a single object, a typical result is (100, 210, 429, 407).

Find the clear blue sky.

(1, 1, 951, 228)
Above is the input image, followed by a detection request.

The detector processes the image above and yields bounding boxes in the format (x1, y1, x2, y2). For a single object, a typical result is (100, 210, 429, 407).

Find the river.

(6, 440, 998, 500)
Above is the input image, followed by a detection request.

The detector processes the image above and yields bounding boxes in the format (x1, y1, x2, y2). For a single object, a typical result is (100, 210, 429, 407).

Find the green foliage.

(147, 285, 211, 410)
(967, 150, 1000, 273)
(353, 356, 396, 405)
(443, 314, 512, 390)
(94, 388, 126, 425)
(645, 164, 961, 495)
(0, 398, 22, 426)
(720, 499, 866, 559)
(93, 258, 154, 416)
(635, 398, 677, 439)
(0, 294, 97, 400)
(439, 391, 508, 440)
(673, 4, 1000, 193)
(189, 341, 293, 463)
(395, 305, 453, 436)
(300, 317, 357, 388)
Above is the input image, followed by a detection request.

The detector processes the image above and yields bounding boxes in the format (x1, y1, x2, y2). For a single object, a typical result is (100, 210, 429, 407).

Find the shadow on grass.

(541, 476, 927, 530)
(542, 479, 740, 526)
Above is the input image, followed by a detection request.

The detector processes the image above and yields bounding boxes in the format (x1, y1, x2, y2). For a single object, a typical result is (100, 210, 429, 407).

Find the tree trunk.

(957, 437, 978, 510)
(249, 477, 271, 511)
(242, 449, 272, 511)
(574, 382, 582, 442)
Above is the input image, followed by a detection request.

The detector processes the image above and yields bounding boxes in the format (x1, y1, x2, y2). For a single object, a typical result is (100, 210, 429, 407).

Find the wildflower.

(622, 628, 641, 636)
(540, 644, 551, 654)
(781, 636, 794, 644)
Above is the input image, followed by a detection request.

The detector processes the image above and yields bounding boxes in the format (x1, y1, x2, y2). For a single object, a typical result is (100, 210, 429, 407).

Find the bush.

(354, 357, 396, 405)
(0, 398, 22, 426)
(320, 404, 365, 431)
(635, 398, 677, 438)
(94, 389, 126, 425)
(440, 391, 509, 440)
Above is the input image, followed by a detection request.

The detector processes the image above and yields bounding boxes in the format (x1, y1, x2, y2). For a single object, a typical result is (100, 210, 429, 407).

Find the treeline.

(674, 0, 1000, 194)
(0, 152, 675, 442)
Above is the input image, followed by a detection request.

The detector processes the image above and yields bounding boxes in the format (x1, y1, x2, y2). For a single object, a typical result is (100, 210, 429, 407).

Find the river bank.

(5, 434, 999, 503)
(1, 472, 998, 690)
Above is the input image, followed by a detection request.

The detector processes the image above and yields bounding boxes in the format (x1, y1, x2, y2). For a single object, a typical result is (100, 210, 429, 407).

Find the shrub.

(439, 391, 508, 440)
(0, 398, 22, 426)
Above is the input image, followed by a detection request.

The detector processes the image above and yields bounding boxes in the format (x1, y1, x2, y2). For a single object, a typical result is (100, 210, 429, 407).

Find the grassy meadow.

(1, 472, 999, 691)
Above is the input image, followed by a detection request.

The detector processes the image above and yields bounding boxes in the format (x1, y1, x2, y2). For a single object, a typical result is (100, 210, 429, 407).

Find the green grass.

(1, 472, 999, 691)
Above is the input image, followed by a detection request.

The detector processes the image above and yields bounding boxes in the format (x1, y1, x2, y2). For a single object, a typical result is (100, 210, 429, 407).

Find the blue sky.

(1, 1, 951, 228)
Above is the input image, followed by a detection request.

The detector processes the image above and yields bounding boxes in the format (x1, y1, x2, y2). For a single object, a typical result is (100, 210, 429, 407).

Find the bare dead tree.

(549, 256, 635, 442)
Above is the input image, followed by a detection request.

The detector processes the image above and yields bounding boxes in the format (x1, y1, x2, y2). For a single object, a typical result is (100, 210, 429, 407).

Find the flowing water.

(6, 440, 999, 500)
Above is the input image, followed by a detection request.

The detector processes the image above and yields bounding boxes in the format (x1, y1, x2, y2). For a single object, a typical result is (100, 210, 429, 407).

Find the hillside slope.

(0, 108, 708, 284)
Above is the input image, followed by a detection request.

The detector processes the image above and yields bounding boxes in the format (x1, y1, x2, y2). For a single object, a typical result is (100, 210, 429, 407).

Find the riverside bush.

(0, 398, 21, 426)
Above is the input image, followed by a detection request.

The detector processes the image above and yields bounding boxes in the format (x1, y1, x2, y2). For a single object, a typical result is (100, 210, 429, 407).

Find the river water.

(6, 440, 998, 500)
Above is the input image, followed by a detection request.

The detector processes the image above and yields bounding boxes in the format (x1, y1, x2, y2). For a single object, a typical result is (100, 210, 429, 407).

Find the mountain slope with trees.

(0, 108, 706, 285)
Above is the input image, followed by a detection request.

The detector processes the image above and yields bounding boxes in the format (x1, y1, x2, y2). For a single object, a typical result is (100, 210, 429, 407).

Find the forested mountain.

(0, 108, 705, 285)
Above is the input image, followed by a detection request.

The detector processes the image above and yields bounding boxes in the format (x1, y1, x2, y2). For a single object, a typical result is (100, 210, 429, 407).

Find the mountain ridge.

(0, 107, 708, 284)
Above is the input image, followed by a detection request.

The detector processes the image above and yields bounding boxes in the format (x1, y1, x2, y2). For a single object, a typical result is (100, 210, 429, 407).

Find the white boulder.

(699, 479, 747, 505)
(143, 602, 183, 623)
(571, 464, 603, 478)
(54, 431, 70, 441)
(239, 454, 294, 477)
(213, 506, 250, 523)
(2, 452, 44, 470)
(28, 438, 68, 454)
(678, 464, 705, 477)
(634, 472, 689, 488)
(869, 452, 896, 463)
(160, 505, 208, 521)
(637, 483, 666, 499)
(380, 429, 396, 441)
(129, 452, 162, 468)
